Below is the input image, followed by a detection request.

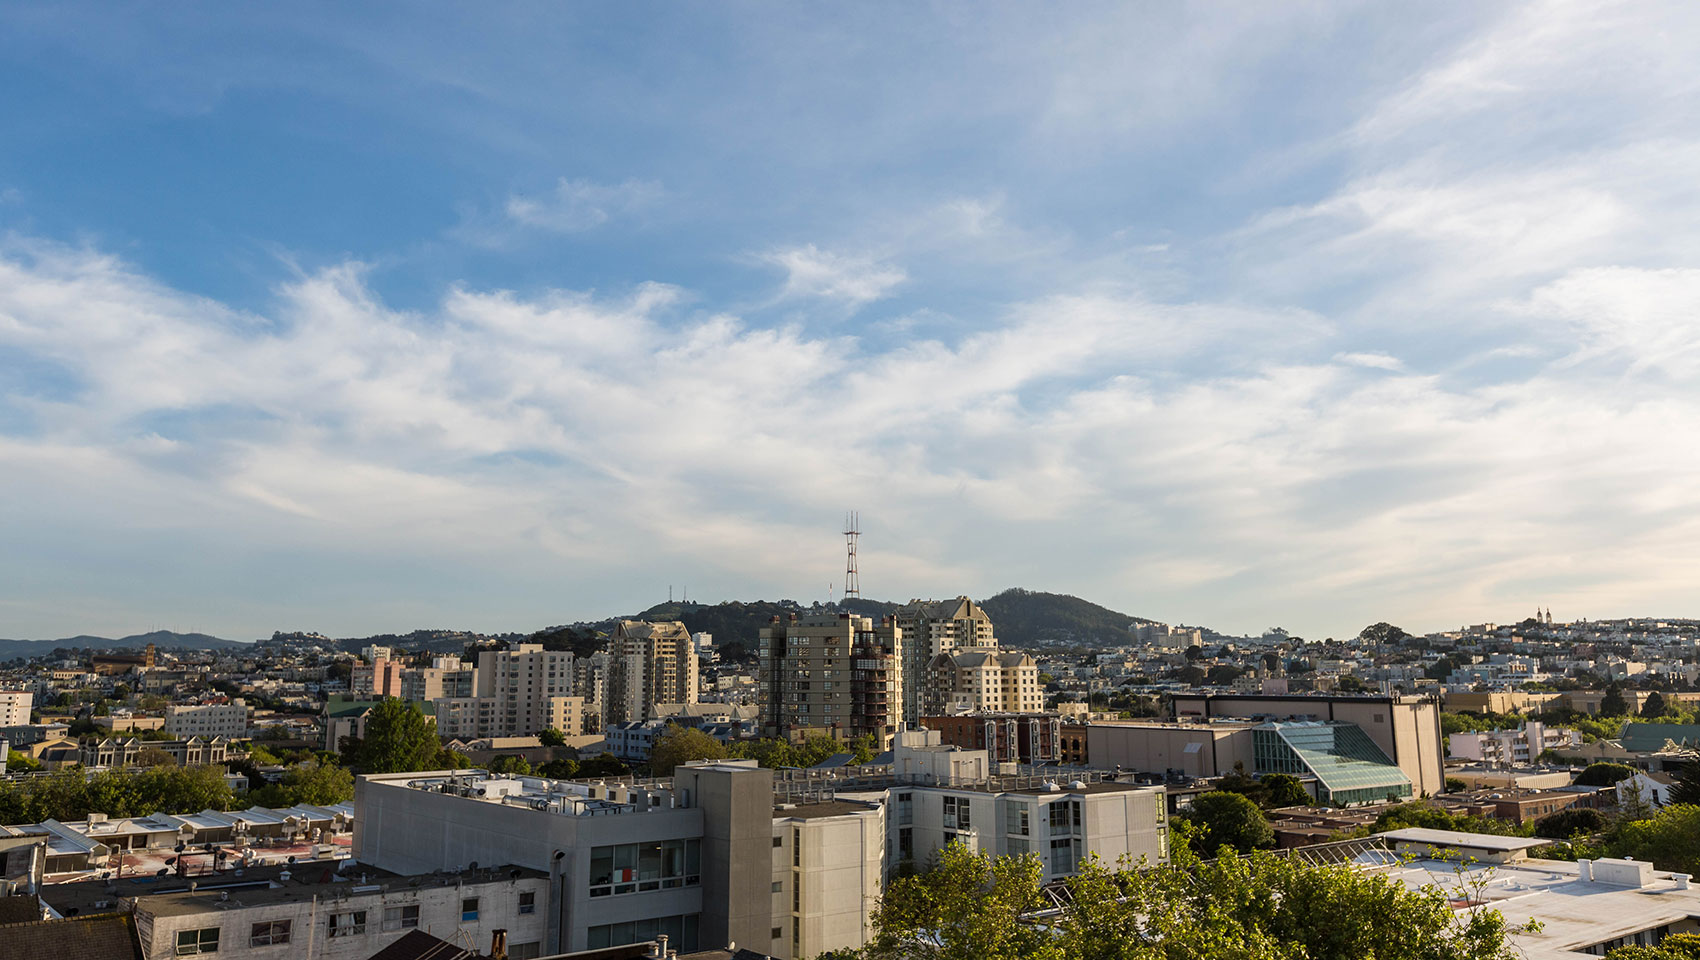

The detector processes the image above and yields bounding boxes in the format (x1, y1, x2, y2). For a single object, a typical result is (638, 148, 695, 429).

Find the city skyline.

(4, 4, 1700, 642)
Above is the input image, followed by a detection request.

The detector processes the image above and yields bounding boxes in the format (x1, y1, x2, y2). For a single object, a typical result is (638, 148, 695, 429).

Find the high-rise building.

(922, 649, 1042, 716)
(474, 643, 579, 736)
(894, 597, 997, 726)
(605, 620, 698, 724)
(758, 612, 903, 745)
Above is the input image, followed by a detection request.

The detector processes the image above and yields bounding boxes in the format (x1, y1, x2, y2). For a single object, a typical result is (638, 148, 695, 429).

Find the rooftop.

(773, 800, 882, 820)
(1375, 828, 1551, 854)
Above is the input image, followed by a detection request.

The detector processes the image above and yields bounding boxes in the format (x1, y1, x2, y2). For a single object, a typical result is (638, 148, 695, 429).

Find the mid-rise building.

(605, 620, 699, 725)
(474, 643, 580, 736)
(0, 690, 33, 726)
(758, 612, 903, 745)
(1170, 693, 1445, 797)
(130, 864, 550, 960)
(920, 713, 1063, 763)
(77, 735, 228, 768)
(895, 597, 997, 726)
(399, 657, 477, 701)
(1448, 722, 1581, 765)
(922, 649, 1042, 715)
(165, 699, 250, 740)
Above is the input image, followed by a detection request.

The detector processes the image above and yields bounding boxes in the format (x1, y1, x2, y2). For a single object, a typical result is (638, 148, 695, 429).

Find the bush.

(1533, 806, 1605, 839)
(1575, 762, 1637, 786)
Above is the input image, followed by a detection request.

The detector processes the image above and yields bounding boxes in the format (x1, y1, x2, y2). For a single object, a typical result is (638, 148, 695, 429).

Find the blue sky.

(3, 2, 1698, 642)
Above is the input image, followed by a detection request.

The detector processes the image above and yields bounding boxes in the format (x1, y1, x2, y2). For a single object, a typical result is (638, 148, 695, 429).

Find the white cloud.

(504, 177, 663, 232)
(760, 244, 906, 307)
(1333, 352, 1403, 371)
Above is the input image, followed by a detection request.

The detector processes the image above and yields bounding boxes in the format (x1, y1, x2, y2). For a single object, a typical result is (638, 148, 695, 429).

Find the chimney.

(489, 929, 508, 960)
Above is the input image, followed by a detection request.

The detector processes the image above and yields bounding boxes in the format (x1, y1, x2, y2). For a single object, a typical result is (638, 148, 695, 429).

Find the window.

(773, 835, 783, 848)
(898, 827, 913, 861)
(589, 840, 702, 897)
(175, 928, 220, 956)
(328, 911, 367, 938)
(896, 792, 913, 825)
(249, 920, 291, 948)
(772, 880, 784, 892)
(587, 914, 699, 952)
(511, 942, 542, 960)
(793, 872, 801, 913)
(1006, 804, 1030, 836)
(461, 897, 480, 922)
(793, 829, 801, 867)
(518, 891, 536, 915)
(772, 927, 783, 940)
(383, 905, 420, 931)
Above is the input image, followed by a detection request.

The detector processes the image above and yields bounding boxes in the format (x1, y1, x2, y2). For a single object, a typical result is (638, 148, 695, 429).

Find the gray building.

(354, 763, 773, 955)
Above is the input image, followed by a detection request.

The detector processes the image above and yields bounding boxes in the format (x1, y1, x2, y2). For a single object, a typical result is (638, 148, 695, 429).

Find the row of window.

(171, 895, 539, 957)
(586, 913, 699, 951)
(588, 839, 702, 897)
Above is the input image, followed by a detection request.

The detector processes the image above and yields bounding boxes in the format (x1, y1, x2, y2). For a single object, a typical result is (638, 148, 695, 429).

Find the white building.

(0, 690, 34, 726)
(773, 799, 884, 960)
(1447, 721, 1580, 765)
(1617, 770, 1678, 810)
(474, 643, 581, 737)
(165, 699, 251, 740)
(131, 864, 551, 960)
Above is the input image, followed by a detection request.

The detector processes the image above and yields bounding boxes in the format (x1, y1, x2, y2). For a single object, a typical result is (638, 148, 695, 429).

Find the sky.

(2, 2, 1699, 643)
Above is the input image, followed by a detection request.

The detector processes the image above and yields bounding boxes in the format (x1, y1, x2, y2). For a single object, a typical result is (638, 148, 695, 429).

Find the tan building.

(922, 649, 1042, 716)
(759, 612, 903, 745)
(895, 597, 998, 726)
(474, 643, 580, 736)
(1170, 693, 1445, 798)
(772, 800, 885, 960)
(605, 620, 699, 724)
(165, 699, 250, 739)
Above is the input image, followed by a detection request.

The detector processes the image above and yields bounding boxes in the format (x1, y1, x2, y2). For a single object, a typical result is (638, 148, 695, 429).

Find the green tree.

(1642, 691, 1670, 718)
(249, 761, 355, 807)
(344, 700, 442, 774)
(6, 750, 41, 772)
(1575, 762, 1638, 787)
(538, 727, 567, 747)
(577, 752, 629, 778)
(1611, 804, 1700, 875)
(1261, 773, 1312, 808)
(649, 725, 728, 776)
(861, 842, 1056, 960)
(861, 840, 1522, 960)
(1359, 622, 1412, 646)
(1446, 777, 1468, 793)
(1532, 807, 1606, 839)
(1670, 763, 1700, 806)
(1604, 932, 1700, 959)
(1601, 684, 1630, 717)
(1184, 790, 1275, 855)
(135, 747, 177, 767)
(537, 758, 579, 779)
(487, 754, 533, 776)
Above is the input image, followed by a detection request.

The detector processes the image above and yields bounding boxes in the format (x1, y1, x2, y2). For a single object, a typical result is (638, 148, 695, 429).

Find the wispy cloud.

(759, 244, 906, 307)
(505, 177, 664, 232)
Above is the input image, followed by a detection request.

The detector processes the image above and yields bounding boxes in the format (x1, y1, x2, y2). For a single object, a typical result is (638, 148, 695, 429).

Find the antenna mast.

(843, 511, 861, 600)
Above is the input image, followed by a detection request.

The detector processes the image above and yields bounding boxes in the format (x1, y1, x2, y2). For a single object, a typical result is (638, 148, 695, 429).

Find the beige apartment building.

(164, 699, 250, 740)
(895, 597, 997, 725)
(758, 612, 904, 745)
(474, 643, 579, 736)
(922, 649, 1043, 716)
(605, 620, 699, 724)
(0, 690, 34, 726)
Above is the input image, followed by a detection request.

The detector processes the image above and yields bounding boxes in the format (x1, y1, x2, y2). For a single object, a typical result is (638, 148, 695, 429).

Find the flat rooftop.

(43, 861, 546, 920)
(773, 800, 881, 820)
(365, 770, 685, 817)
(1376, 828, 1550, 853)
(1365, 852, 1700, 959)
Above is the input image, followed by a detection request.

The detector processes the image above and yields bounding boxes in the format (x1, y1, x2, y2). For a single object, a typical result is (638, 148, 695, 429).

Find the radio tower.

(843, 511, 861, 601)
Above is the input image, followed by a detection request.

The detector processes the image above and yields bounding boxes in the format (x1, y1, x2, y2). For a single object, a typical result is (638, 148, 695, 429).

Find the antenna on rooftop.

(843, 511, 861, 600)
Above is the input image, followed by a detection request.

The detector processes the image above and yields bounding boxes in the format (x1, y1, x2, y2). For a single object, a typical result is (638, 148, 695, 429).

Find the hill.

(978, 588, 1153, 649)
(0, 630, 250, 661)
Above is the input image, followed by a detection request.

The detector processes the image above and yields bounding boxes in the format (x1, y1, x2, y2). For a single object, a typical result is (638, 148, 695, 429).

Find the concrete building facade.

(758, 613, 904, 746)
(474, 644, 580, 737)
(0, 690, 34, 726)
(164, 699, 250, 740)
(920, 713, 1062, 764)
(131, 865, 551, 960)
(895, 597, 997, 726)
